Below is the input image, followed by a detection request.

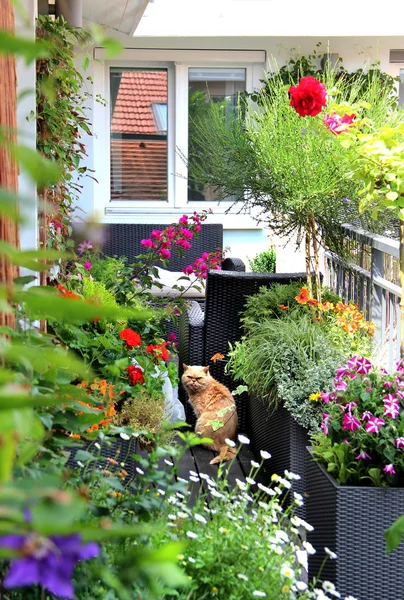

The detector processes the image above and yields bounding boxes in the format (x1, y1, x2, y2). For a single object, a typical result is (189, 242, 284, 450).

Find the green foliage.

(241, 282, 302, 327)
(248, 247, 276, 273)
(385, 515, 404, 553)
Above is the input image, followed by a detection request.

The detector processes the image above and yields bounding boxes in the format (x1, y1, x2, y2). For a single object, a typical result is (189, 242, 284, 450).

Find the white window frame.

(92, 48, 266, 226)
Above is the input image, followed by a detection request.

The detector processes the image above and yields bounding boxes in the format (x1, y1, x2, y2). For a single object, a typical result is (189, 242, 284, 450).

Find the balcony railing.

(324, 224, 401, 372)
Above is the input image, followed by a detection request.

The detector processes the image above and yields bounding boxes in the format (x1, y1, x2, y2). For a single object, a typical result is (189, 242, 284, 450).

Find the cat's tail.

(210, 445, 236, 465)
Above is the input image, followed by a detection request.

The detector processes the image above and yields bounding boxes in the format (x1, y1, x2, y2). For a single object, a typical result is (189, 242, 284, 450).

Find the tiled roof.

(111, 70, 167, 135)
(110, 139, 167, 201)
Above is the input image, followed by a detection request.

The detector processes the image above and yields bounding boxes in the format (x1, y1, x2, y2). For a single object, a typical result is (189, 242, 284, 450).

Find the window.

(110, 68, 168, 201)
(399, 69, 404, 106)
(188, 67, 246, 201)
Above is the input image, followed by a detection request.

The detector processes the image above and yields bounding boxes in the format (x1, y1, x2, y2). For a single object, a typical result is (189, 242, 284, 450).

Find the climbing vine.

(35, 16, 101, 252)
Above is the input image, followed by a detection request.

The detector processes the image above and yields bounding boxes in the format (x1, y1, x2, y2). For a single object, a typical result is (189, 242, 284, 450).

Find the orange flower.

(308, 299, 318, 306)
(99, 379, 107, 396)
(335, 302, 346, 313)
(318, 302, 334, 311)
(295, 288, 309, 304)
(279, 305, 289, 311)
(211, 353, 225, 362)
(69, 433, 81, 440)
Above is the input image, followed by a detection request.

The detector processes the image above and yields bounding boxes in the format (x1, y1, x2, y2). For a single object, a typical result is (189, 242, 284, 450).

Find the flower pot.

(306, 447, 404, 600)
(248, 396, 308, 516)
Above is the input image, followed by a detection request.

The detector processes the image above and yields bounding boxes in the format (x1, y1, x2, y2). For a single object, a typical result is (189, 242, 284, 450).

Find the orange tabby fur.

(181, 364, 237, 464)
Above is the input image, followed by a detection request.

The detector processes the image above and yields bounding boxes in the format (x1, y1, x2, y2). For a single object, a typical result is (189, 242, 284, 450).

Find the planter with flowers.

(227, 281, 375, 512)
(306, 356, 404, 599)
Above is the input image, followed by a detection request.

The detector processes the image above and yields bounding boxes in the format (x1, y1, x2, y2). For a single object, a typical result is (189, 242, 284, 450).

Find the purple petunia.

(366, 417, 385, 434)
(361, 411, 373, 421)
(384, 400, 400, 419)
(395, 437, 404, 449)
(355, 357, 372, 375)
(77, 240, 93, 255)
(342, 413, 361, 432)
(0, 533, 99, 599)
(334, 379, 348, 392)
(355, 450, 371, 461)
(321, 413, 330, 436)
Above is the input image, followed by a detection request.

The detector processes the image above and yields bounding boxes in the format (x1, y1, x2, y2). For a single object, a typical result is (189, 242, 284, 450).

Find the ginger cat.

(181, 364, 237, 464)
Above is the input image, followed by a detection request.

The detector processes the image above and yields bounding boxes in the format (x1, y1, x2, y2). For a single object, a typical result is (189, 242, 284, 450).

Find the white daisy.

(135, 467, 144, 475)
(177, 511, 189, 519)
(237, 574, 249, 581)
(119, 432, 130, 440)
(189, 476, 200, 483)
(246, 477, 256, 485)
(164, 459, 174, 466)
(94, 443, 101, 450)
(157, 488, 165, 495)
(260, 450, 271, 460)
(186, 531, 198, 539)
(252, 591, 266, 597)
(280, 564, 295, 579)
(295, 581, 308, 591)
(189, 470, 198, 477)
(284, 469, 301, 480)
(210, 489, 224, 498)
(194, 513, 207, 524)
(76, 461, 84, 468)
(303, 541, 316, 555)
(225, 438, 236, 447)
(238, 434, 250, 445)
(251, 460, 260, 468)
(236, 478, 247, 490)
(275, 530, 289, 543)
(188, 557, 196, 563)
(199, 473, 209, 480)
(257, 483, 276, 496)
(324, 547, 338, 560)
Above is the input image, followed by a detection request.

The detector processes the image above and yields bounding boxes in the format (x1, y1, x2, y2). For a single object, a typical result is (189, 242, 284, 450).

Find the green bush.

(248, 247, 276, 273)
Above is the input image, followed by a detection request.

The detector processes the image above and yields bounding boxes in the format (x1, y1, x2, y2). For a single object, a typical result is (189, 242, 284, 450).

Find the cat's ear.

(183, 364, 189, 372)
(203, 366, 209, 374)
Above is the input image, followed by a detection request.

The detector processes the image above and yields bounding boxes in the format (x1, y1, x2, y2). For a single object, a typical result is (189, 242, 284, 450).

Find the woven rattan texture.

(100, 223, 223, 271)
(67, 437, 138, 481)
(249, 399, 307, 518)
(203, 271, 308, 433)
(222, 257, 245, 272)
(307, 450, 404, 600)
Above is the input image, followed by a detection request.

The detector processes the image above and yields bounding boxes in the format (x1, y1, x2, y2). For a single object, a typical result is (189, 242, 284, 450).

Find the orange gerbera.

(318, 301, 334, 312)
(308, 299, 318, 306)
(279, 304, 289, 311)
(295, 288, 309, 304)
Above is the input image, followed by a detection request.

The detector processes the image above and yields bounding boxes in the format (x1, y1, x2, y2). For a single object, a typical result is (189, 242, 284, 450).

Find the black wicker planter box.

(248, 396, 308, 516)
(306, 447, 404, 600)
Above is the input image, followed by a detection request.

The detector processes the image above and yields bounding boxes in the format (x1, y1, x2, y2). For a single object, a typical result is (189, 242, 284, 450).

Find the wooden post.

(0, 0, 19, 329)
(305, 223, 313, 299)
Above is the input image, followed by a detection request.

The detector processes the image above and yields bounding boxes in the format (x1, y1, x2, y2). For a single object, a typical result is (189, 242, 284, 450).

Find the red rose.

(289, 76, 327, 117)
(120, 328, 142, 348)
(126, 365, 145, 385)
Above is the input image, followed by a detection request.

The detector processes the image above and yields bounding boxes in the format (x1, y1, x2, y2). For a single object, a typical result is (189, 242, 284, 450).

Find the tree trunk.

(305, 223, 313, 299)
(310, 213, 322, 304)
(0, 0, 19, 329)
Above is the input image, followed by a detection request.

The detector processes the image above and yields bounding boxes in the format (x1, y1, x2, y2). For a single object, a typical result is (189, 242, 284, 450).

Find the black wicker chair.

(179, 270, 310, 433)
(100, 223, 226, 272)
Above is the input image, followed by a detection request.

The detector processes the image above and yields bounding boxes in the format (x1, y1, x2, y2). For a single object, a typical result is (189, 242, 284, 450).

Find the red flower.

(289, 76, 327, 117)
(295, 288, 309, 305)
(120, 328, 142, 348)
(126, 365, 145, 385)
(146, 342, 169, 361)
(57, 284, 81, 300)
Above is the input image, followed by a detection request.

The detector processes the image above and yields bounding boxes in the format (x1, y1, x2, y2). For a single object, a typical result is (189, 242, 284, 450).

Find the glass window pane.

(110, 68, 168, 201)
(188, 67, 245, 202)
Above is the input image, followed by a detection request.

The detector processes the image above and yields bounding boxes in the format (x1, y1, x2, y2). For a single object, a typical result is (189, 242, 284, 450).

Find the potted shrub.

(307, 356, 404, 599)
(227, 283, 375, 513)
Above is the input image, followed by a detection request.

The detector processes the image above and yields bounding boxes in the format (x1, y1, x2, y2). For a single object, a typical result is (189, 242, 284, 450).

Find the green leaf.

(101, 38, 123, 59)
(385, 515, 404, 552)
(207, 418, 224, 432)
(14, 145, 62, 186)
(0, 31, 49, 64)
(0, 242, 70, 271)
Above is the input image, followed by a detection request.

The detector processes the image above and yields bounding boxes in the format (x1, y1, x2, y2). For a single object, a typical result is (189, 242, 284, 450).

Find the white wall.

(78, 33, 404, 271)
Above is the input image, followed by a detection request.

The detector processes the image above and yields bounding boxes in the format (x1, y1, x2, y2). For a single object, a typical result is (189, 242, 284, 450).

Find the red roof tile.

(110, 139, 167, 201)
(111, 71, 167, 135)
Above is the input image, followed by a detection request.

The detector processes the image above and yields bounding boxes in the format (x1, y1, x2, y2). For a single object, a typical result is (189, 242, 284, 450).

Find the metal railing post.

(371, 247, 384, 347)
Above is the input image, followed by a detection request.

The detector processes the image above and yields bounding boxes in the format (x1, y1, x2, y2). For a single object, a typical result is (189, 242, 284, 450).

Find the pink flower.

(384, 401, 400, 419)
(77, 240, 93, 254)
(336, 365, 350, 379)
(141, 238, 153, 248)
(165, 226, 176, 239)
(383, 393, 397, 403)
(168, 332, 177, 342)
(321, 413, 330, 435)
(151, 230, 163, 240)
(383, 381, 393, 388)
(335, 379, 348, 392)
(324, 111, 355, 135)
(356, 357, 372, 375)
(179, 215, 188, 225)
(383, 464, 396, 476)
(176, 239, 191, 250)
(161, 241, 171, 249)
(366, 417, 385, 434)
(83, 261, 92, 271)
(320, 392, 331, 403)
(344, 402, 358, 412)
(355, 450, 371, 461)
(182, 265, 194, 275)
(180, 228, 193, 240)
(201, 252, 209, 260)
(395, 437, 404, 449)
(347, 356, 360, 369)
(194, 224, 201, 232)
(361, 411, 373, 421)
(158, 248, 171, 260)
(77, 273, 82, 281)
(343, 413, 361, 432)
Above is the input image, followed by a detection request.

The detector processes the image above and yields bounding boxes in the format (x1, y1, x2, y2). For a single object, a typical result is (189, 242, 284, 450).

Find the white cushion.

(149, 267, 206, 298)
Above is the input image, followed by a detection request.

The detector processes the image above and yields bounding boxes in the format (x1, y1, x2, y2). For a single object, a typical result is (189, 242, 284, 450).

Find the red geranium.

(145, 342, 169, 362)
(295, 287, 310, 305)
(289, 76, 327, 117)
(120, 328, 142, 348)
(126, 365, 145, 385)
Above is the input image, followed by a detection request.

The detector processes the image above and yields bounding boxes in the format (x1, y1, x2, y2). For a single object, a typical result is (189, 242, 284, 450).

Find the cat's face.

(181, 365, 211, 393)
